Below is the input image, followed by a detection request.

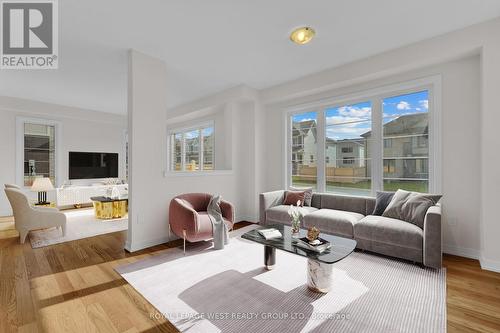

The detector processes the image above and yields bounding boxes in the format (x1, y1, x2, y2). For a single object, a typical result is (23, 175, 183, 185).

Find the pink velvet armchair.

(169, 193, 235, 252)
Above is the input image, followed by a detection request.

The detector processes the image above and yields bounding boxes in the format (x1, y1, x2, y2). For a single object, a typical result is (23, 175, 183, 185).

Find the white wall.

(0, 96, 126, 216)
(127, 50, 170, 251)
(260, 17, 500, 271)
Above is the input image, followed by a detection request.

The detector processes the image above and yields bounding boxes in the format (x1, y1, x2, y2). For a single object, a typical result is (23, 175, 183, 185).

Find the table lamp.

(31, 177, 54, 205)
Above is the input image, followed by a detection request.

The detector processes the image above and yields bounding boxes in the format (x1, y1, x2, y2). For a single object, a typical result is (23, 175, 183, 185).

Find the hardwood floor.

(0, 221, 499, 333)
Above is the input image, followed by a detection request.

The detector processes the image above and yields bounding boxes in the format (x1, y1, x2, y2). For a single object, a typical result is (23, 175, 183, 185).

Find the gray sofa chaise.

(259, 190, 442, 268)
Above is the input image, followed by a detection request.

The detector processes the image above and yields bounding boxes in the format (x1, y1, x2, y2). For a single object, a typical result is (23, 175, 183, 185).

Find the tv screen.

(69, 152, 119, 179)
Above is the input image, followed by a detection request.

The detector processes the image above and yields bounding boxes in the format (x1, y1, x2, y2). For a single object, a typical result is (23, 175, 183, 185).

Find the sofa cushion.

(266, 205, 318, 224)
(303, 209, 364, 238)
(354, 215, 423, 250)
(320, 193, 370, 215)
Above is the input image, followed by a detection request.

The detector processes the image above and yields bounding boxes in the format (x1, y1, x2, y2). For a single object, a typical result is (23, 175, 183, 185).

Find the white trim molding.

(443, 244, 480, 260)
(480, 257, 500, 273)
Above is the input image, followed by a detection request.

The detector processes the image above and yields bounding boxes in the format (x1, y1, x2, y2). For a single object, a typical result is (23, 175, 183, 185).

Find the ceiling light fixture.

(290, 26, 316, 45)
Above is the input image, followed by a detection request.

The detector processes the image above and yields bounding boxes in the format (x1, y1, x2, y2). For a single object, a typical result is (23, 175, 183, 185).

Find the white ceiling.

(1, 0, 500, 114)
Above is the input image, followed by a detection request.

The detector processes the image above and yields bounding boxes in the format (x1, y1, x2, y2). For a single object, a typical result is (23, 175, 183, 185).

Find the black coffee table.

(241, 224, 356, 293)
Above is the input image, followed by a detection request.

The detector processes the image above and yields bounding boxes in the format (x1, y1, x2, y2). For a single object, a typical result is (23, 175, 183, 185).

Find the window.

(290, 112, 317, 190)
(16, 118, 60, 188)
(383, 91, 429, 192)
(384, 159, 396, 174)
(169, 124, 214, 172)
(325, 101, 372, 196)
(23, 122, 56, 186)
(287, 84, 437, 196)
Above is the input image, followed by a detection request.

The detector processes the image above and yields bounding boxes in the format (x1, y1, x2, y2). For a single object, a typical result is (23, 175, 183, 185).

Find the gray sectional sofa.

(259, 190, 442, 268)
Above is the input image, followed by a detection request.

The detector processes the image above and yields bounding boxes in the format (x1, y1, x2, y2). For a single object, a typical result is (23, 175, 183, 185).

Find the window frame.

(284, 75, 442, 196)
(167, 120, 215, 173)
(16, 117, 62, 188)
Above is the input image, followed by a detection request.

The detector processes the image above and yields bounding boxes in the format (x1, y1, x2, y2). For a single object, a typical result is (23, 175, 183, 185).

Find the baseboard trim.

(125, 236, 171, 252)
(480, 257, 500, 273)
(236, 215, 259, 223)
(442, 244, 480, 260)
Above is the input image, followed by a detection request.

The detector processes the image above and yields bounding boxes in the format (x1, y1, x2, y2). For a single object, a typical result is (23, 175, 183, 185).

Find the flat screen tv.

(69, 152, 119, 179)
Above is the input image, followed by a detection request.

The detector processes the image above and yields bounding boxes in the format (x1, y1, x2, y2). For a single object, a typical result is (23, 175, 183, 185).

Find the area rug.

(116, 225, 446, 333)
(29, 208, 128, 248)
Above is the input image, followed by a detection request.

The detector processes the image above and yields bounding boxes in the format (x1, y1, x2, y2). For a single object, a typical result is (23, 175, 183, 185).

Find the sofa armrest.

(423, 204, 442, 268)
(169, 198, 199, 237)
(220, 200, 235, 225)
(259, 190, 285, 225)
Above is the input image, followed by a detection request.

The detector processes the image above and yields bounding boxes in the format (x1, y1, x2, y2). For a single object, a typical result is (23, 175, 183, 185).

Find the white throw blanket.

(207, 195, 229, 249)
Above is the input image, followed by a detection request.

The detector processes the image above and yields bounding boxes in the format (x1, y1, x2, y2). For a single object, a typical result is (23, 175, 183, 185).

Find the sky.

(292, 90, 429, 140)
(180, 126, 214, 139)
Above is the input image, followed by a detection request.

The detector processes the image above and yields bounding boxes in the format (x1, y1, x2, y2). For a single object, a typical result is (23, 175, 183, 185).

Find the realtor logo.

(1, 0, 58, 69)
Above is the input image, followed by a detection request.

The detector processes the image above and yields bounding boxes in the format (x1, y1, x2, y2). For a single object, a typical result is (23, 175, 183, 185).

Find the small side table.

(90, 196, 128, 219)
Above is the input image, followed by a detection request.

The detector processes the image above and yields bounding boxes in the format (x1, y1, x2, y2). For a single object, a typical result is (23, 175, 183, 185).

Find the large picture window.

(169, 123, 214, 172)
(287, 85, 437, 196)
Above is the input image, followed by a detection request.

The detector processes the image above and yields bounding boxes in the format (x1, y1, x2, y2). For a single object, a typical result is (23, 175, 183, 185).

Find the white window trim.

(16, 117, 63, 188)
(283, 75, 442, 195)
(166, 120, 215, 174)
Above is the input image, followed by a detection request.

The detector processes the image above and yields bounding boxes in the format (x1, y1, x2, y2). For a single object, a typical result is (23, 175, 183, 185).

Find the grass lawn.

(291, 177, 428, 194)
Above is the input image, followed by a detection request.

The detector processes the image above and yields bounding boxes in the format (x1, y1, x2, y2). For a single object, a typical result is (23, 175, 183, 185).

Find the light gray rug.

(29, 208, 128, 248)
(116, 225, 446, 333)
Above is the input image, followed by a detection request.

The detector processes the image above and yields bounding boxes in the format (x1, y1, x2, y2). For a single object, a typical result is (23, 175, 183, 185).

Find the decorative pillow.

(283, 190, 306, 206)
(289, 186, 313, 206)
(372, 191, 395, 216)
(382, 189, 442, 228)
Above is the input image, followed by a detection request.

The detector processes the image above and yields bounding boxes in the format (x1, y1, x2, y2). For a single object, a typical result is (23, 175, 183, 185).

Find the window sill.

(164, 170, 234, 177)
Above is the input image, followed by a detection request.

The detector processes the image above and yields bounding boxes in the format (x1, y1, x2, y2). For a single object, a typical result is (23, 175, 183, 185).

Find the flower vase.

(291, 218, 300, 238)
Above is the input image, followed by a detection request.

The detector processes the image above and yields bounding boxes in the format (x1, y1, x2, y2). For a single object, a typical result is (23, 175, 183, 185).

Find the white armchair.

(4, 187, 66, 243)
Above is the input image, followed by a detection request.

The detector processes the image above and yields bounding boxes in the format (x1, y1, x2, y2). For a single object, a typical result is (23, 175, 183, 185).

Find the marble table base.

(307, 259, 333, 293)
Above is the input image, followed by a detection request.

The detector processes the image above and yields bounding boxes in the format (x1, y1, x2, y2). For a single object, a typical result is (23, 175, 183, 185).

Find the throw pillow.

(382, 189, 442, 228)
(382, 189, 411, 220)
(399, 192, 442, 228)
(283, 190, 305, 206)
(289, 186, 313, 206)
(372, 191, 395, 216)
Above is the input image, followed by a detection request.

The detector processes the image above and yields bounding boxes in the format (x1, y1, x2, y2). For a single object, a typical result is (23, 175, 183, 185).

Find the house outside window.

(343, 157, 355, 165)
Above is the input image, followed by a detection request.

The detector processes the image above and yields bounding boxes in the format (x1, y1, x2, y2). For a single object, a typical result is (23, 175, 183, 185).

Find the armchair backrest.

(174, 193, 212, 212)
(4, 183, 21, 189)
(4, 188, 32, 224)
